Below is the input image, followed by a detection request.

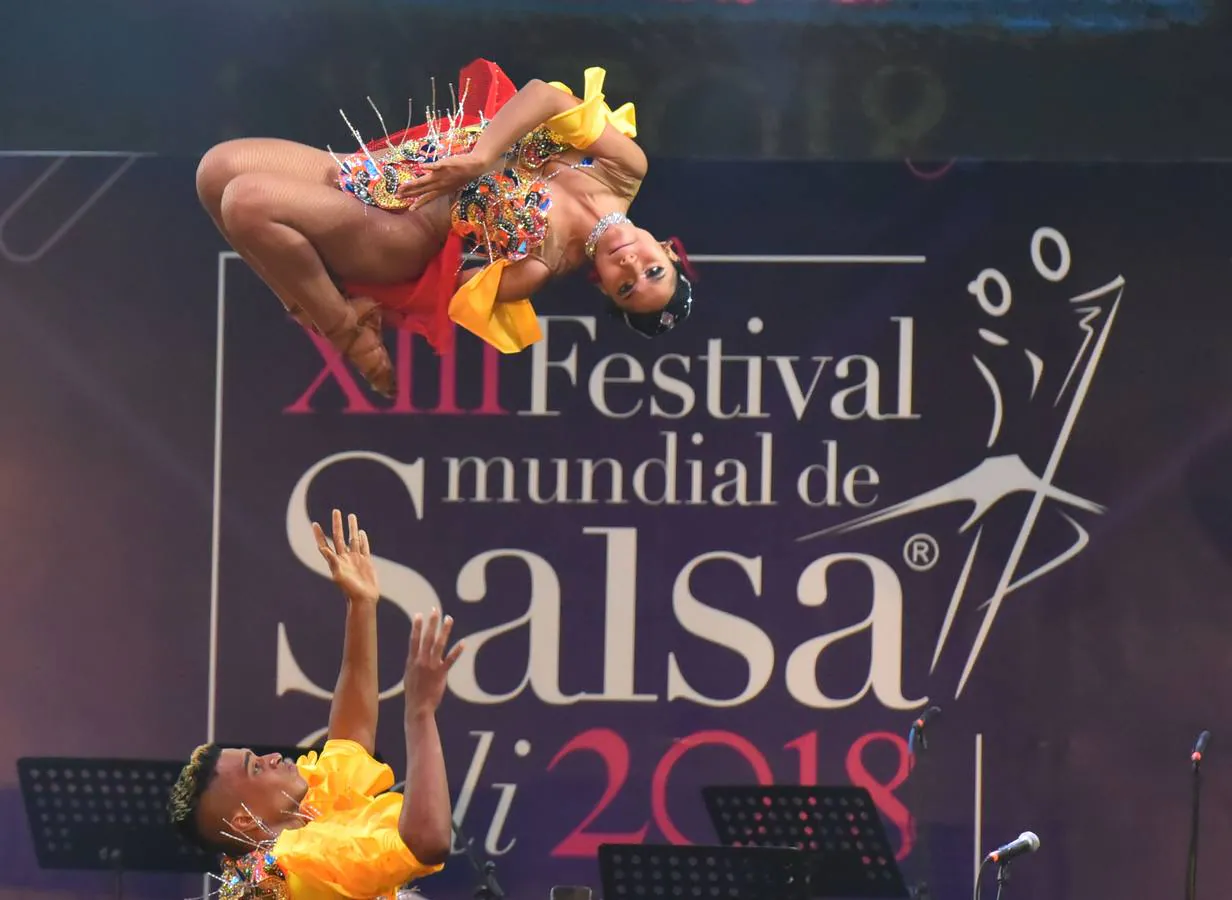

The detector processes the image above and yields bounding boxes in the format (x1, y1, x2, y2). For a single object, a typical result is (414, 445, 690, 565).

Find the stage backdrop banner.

(210, 161, 1232, 900)
(6, 156, 1232, 900)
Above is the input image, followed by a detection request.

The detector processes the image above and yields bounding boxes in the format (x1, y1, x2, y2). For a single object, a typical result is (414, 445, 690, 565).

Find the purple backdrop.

(4, 154, 1232, 900)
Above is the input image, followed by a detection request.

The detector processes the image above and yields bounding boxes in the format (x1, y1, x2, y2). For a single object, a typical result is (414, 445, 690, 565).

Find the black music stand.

(703, 785, 908, 899)
(599, 843, 808, 900)
(17, 757, 218, 900)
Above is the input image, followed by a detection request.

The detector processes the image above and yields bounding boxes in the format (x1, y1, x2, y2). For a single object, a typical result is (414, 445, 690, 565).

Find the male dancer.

(169, 510, 462, 900)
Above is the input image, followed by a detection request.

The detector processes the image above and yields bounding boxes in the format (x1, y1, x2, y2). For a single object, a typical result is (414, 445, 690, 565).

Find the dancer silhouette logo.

(797, 227, 1123, 696)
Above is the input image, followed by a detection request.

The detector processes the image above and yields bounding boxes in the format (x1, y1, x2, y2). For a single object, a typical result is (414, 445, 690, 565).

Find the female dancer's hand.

(396, 153, 492, 208)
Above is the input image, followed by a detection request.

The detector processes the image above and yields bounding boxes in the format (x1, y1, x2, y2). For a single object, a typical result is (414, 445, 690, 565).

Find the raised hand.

(312, 509, 380, 605)
(405, 608, 464, 717)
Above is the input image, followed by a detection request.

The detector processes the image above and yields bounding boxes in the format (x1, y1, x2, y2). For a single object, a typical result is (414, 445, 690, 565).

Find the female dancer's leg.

(197, 139, 354, 341)
(218, 170, 447, 396)
(197, 139, 381, 382)
(196, 138, 337, 233)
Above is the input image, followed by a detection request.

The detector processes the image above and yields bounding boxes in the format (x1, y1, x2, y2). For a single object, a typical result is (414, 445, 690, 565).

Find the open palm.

(405, 607, 464, 716)
(313, 509, 380, 605)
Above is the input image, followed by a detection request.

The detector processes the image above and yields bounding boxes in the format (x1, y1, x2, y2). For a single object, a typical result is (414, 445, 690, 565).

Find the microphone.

(913, 706, 942, 732)
(1192, 731, 1211, 768)
(984, 831, 1040, 865)
(908, 706, 941, 754)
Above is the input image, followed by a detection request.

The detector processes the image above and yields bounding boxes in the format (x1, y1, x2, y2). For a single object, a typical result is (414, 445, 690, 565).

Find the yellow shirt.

(272, 740, 443, 900)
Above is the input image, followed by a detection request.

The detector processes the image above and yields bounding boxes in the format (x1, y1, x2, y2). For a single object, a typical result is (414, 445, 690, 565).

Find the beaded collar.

(585, 212, 633, 260)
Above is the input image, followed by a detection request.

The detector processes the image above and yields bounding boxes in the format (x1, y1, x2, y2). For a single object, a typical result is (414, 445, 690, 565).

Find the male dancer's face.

(197, 749, 309, 845)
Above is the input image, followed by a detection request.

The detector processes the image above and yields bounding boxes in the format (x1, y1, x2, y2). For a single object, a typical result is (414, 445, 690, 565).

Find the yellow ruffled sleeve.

(294, 739, 393, 810)
(447, 260, 543, 354)
(272, 740, 443, 899)
(274, 796, 443, 900)
(543, 66, 637, 150)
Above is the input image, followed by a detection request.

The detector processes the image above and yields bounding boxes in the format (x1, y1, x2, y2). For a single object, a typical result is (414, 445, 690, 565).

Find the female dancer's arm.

(469, 80, 575, 163)
(474, 78, 647, 174)
(400, 77, 646, 206)
(457, 258, 551, 301)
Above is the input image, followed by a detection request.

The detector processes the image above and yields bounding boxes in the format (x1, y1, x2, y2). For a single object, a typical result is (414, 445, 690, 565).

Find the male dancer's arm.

(313, 509, 381, 755)
(399, 608, 464, 866)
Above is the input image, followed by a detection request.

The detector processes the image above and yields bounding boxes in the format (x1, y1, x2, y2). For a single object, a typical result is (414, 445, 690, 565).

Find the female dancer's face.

(592, 222, 679, 314)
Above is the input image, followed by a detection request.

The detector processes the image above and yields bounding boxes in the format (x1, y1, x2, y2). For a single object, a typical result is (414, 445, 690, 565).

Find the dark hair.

(168, 743, 234, 854)
(607, 257, 695, 339)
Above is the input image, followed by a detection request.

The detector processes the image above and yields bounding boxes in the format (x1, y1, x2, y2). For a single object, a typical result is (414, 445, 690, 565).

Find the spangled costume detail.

(334, 61, 640, 356)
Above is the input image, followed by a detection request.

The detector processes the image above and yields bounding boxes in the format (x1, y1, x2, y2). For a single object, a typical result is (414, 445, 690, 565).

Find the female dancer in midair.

(195, 60, 695, 396)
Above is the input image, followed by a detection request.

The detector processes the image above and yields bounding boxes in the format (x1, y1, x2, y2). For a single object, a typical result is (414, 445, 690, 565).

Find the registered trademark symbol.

(903, 534, 939, 572)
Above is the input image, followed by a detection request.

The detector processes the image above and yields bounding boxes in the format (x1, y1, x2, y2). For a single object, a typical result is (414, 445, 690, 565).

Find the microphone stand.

(1186, 755, 1203, 900)
(453, 817, 505, 900)
(994, 862, 1011, 900)
(906, 717, 936, 900)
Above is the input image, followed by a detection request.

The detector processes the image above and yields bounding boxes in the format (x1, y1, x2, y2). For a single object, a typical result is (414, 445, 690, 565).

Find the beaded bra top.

(449, 126, 595, 266)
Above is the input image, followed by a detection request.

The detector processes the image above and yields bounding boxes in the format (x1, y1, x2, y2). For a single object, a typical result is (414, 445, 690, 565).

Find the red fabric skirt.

(340, 59, 517, 354)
